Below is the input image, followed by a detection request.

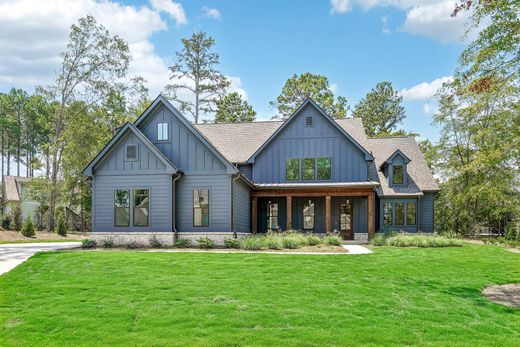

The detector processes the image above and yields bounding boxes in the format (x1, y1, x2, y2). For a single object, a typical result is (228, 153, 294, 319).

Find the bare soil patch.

(482, 284, 520, 308)
(0, 230, 88, 242)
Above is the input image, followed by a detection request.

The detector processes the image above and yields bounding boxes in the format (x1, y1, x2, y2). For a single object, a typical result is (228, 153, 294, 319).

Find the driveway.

(0, 242, 81, 275)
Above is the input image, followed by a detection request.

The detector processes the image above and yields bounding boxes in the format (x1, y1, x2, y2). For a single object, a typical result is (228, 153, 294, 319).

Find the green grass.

(1, 245, 519, 346)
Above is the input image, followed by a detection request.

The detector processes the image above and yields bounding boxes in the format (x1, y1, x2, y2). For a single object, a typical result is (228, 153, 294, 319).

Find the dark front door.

(339, 201, 353, 240)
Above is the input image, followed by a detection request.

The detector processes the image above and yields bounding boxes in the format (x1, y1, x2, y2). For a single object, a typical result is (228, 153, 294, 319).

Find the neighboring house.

(1, 176, 40, 222)
(83, 96, 439, 244)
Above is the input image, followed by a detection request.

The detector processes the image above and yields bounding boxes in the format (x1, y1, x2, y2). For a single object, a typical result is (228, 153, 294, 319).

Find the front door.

(339, 201, 353, 240)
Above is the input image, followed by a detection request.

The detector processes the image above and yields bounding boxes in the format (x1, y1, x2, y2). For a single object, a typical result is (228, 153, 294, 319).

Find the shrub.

(1, 215, 12, 230)
(306, 235, 322, 246)
(324, 235, 342, 246)
(240, 236, 264, 250)
(370, 234, 386, 246)
(174, 238, 191, 248)
(148, 234, 163, 248)
(101, 237, 115, 248)
(263, 234, 283, 250)
(12, 206, 22, 231)
(197, 236, 215, 249)
(125, 240, 140, 249)
(56, 216, 67, 236)
(224, 237, 241, 249)
(21, 217, 35, 237)
(282, 235, 300, 249)
(375, 233, 463, 248)
(81, 239, 97, 248)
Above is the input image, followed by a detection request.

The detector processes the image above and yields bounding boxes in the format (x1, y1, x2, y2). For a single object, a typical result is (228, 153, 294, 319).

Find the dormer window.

(305, 116, 313, 127)
(157, 122, 169, 141)
(126, 144, 138, 161)
(392, 165, 404, 185)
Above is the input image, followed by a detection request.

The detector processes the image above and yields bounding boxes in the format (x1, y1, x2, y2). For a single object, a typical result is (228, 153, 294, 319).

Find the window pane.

(114, 190, 130, 227)
(340, 202, 351, 231)
(317, 157, 331, 180)
(267, 202, 279, 231)
(193, 189, 209, 227)
(133, 189, 149, 227)
(395, 203, 405, 225)
(383, 202, 393, 226)
(302, 158, 315, 180)
(157, 122, 169, 141)
(286, 158, 300, 181)
(392, 165, 404, 184)
(407, 202, 416, 225)
(303, 201, 314, 229)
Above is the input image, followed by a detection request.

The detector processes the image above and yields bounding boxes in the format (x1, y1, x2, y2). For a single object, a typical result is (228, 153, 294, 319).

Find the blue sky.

(0, 0, 472, 141)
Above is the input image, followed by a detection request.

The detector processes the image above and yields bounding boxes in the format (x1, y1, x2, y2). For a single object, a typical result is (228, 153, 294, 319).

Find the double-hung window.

(392, 165, 404, 185)
(394, 202, 405, 225)
(133, 189, 149, 227)
(193, 189, 209, 227)
(114, 190, 130, 227)
(406, 202, 416, 225)
(157, 122, 169, 141)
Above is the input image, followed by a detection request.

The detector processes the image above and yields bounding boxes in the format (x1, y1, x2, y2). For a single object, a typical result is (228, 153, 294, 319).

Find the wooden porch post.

(251, 197, 257, 234)
(367, 192, 374, 240)
(286, 195, 292, 230)
(325, 195, 331, 235)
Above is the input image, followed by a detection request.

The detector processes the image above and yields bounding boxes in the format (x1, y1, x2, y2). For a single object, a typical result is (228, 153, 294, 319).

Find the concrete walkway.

(0, 242, 81, 275)
(342, 244, 372, 254)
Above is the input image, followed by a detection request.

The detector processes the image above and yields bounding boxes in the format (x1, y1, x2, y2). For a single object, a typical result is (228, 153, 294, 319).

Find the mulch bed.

(0, 230, 88, 242)
(482, 284, 520, 308)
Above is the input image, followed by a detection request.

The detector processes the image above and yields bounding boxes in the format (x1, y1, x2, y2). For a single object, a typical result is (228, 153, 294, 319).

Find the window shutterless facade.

(303, 200, 315, 230)
(193, 189, 209, 227)
(302, 158, 315, 180)
(157, 122, 169, 141)
(392, 165, 404, 185)
(317, 157, 331, 180)
(286, 158, 300, 180)
(133, 189, 149, 227)
(114, 190, 130, 227)
(267, 202, 279, 232)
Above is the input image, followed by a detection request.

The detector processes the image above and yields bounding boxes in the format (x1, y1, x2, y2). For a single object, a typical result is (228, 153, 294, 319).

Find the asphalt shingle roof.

(2, 176, 31, 202)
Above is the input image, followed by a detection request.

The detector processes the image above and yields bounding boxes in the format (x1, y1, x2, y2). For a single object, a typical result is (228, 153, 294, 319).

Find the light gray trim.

(381, 149, 411, 169)
(247, 98, 374, 163)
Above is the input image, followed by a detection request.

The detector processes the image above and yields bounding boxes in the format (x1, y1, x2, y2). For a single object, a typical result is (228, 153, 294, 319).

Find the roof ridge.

(368, 135, 416, 139)
(195, 120, 284, 126)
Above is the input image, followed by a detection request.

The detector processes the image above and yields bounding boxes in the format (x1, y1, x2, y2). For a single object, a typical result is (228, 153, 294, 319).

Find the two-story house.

(83, 96, 439, 245)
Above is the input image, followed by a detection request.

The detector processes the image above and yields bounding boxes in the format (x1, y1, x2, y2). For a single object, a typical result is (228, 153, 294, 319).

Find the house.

(1, 176, 40, 222)
(83, 96, 439, 245)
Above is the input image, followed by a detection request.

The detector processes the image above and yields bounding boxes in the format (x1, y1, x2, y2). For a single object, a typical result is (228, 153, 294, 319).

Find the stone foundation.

(90, 232, 251, 247)
(354, 233, 368, 241)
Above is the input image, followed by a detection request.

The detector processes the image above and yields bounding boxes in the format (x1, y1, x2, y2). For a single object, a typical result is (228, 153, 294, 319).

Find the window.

(114, 190, 130, 227)
(126, 144, 137, 161)
(339, 201, 352, 231)
(286, 158, 300, 181)
(317, 157, 332, 180)
(157, 122, 169, 141)
(305, 116, 313, 127)
(407, 202, 416, 225)
(267, 202, 279, 232)
(302, 158, 315, 180)
(193, 189, 209, 227)
(383, 202, 393, 226)
(395, 202, 405, 225)
(133, 189, 149, 227)
(303, 200, 315, 230)
(392, 165, 404, 185)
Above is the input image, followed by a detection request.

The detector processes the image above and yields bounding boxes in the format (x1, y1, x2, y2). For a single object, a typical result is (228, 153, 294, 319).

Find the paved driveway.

(0, 242, 81, 275)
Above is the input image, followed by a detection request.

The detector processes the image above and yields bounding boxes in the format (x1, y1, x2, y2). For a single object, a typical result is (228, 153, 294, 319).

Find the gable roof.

(2, 176, 32, 202)
(380, 149, 411, 169)
(134, 95, 238, 174)
(367, 136, 439, 196)
(82, 122, 178, 177)
(246, 99, 374, 163)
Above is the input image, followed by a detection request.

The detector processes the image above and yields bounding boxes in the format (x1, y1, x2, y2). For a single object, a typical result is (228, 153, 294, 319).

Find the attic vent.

(126, 144, 138, 161)
(305, 116, 313, 127)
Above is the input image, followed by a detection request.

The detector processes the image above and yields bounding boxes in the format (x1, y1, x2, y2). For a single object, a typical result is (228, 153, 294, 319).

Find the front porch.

(251, 187, 375, 240)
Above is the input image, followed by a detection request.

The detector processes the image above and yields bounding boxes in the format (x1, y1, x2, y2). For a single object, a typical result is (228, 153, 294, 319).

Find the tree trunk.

(6, 137, 10, 176)
(1, 131, 4, 184)
(48, 150, 59, 232)
(195, 79, 199, 124)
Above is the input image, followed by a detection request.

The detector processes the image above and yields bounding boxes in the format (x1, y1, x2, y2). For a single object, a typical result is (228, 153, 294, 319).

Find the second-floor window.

(317, 157, 331, 180)
(286, 157, 332, 181)
(286, 158, 300, 181)
(157, 122, 169, 141)
(302, 158, 315, 180)
(392, 165, 404, 185)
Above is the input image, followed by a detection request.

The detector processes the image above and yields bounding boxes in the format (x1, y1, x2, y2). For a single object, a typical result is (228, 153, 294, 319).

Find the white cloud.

(329, 83, 338, 93)
(400, 76, 453, 101)
(202, 6, 221, 20)
(150, 0, 187, 25)
(227, 76, 247, 100)
(330, 0, 351, 14)
(381, 15, 391, 34)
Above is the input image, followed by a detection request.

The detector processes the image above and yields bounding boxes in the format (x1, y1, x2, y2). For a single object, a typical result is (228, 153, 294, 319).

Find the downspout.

(417, 196, 421, 233)
(172, 172, 182, 241)
(231, 173, 241, 239)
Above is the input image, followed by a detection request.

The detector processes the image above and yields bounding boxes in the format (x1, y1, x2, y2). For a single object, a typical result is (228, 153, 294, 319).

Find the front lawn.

(0, 245, 519, 346)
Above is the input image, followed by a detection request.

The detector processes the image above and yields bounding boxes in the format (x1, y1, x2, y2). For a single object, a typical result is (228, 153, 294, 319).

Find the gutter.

(172, 172, 183, 241)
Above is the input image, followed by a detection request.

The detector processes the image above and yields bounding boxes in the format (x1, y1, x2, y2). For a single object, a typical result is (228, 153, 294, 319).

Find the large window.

(286, 158, 300, 181)
(302, 158, 315, 180)
(114, 190, 130, 227)
(392, 165, 404, 185)
(303, 200, 315, 230)
(133, 189, 149, 227)
(395, 202, 405, 225)
(193, 189, 209, 227)
(317, 157, 331, 180)
(383, 202, 393, 226)
(406, 202, 416, 225)
(267, 202, 279, 232)
(157, 122, 169, 141)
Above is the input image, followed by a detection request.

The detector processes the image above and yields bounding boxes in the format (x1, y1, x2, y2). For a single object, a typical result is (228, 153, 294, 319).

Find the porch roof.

(253, 181, 380, 189)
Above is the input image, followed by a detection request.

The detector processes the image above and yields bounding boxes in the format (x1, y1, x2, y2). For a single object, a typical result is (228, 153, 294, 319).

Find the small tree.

(1, 215, 12, 230)
(215, 92, 256, 123)
(12, 205, 22, 231)
(21, 217, 35, 237)
(56, 216, 67, 236)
